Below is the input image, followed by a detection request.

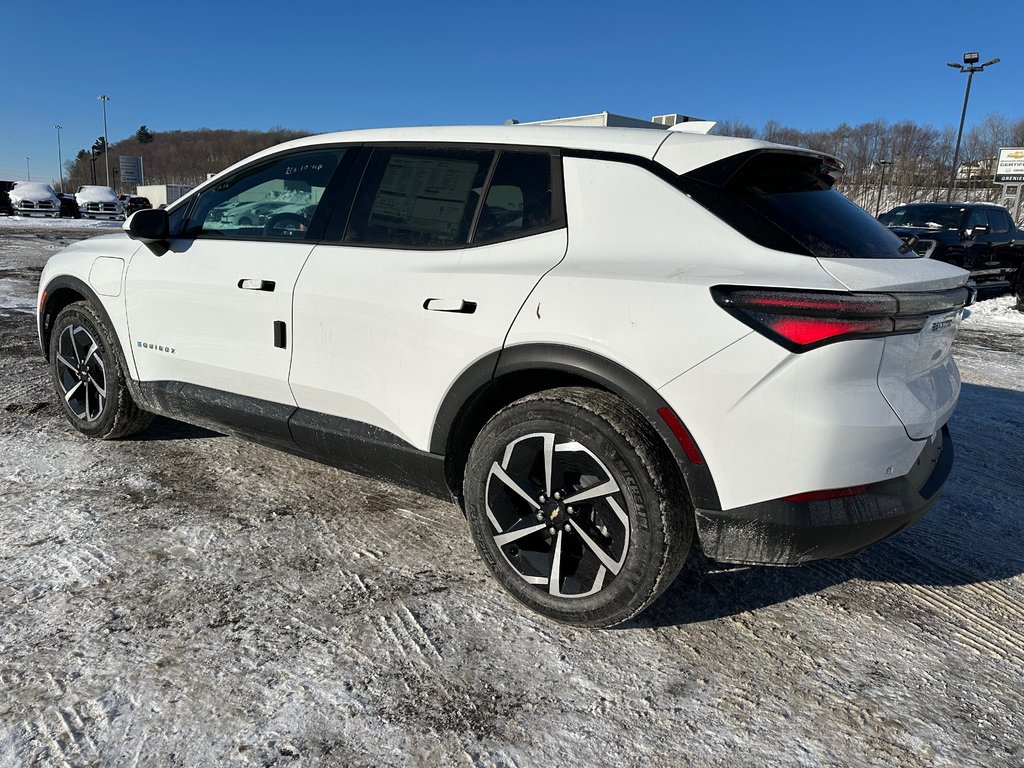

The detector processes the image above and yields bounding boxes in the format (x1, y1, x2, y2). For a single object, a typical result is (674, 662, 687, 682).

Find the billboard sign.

(995, 148, 1024, 183)
(119, 155, 144, 185)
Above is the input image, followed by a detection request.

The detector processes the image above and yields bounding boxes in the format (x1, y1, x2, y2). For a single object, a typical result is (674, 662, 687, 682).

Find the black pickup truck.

(879, 202, 1023, 292)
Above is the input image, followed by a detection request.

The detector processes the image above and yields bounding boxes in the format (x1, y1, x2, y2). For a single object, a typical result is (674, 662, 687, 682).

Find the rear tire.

(49, 301, 153, 439)
(463, 387, 692, 627)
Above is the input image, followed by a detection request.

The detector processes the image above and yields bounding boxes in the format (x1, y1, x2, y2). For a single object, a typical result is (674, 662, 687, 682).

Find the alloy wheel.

(55, 324, 107, 422)
(484, 432, 630, 598)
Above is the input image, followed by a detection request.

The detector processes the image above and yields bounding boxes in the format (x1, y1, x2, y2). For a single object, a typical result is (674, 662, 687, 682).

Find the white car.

(75, 185, 124, 220)
(36, 126, 968, 627)
(10, 181, 61, 217)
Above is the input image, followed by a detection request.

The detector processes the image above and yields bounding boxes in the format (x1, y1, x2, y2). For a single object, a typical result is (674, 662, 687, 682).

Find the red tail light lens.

(711, 286, 968, 353)
(784, 485, 868, 502)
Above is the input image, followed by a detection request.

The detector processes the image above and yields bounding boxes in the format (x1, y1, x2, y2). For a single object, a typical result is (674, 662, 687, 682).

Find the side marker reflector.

(657, 407, 704, 465)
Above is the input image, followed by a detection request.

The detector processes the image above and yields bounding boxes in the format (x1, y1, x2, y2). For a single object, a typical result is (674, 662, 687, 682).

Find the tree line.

(713, 113, 1024, 212)
(62, 126, 310, 193)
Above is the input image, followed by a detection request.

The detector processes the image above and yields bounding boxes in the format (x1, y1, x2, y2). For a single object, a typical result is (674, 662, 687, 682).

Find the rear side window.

(681, 151, 914, 259)
(475, 152, 559, 244)
(985, 208, 1010, 233)
(346, 147, 494, 247)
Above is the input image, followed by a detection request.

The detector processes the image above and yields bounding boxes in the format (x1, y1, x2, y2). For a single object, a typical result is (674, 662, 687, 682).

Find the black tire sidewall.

(464, 393, 683, 626)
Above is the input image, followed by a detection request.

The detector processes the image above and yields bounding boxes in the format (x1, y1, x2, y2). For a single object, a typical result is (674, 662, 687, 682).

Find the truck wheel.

(463, 387, 692, 627)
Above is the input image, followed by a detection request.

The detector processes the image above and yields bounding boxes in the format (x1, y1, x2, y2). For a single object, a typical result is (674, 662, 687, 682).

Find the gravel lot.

(2, 221, 1023, 767)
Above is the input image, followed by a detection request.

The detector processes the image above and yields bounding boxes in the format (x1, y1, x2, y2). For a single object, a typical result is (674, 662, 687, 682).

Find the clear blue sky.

(1, 0, 1020, 182)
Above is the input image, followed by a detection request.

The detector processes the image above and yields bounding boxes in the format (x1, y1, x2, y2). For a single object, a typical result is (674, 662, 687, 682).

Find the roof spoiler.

(667, 121, 717, 135)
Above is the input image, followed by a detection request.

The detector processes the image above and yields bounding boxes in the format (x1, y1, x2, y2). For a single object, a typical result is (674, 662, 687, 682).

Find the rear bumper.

(695, 424, 953, 565)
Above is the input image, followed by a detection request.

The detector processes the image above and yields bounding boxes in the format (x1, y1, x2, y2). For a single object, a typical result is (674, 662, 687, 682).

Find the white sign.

(119, 155, 144, 185)
(995, 147, 1024, 183)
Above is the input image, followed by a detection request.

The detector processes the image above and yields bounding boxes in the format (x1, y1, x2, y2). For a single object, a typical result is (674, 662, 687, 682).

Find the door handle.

(423, 298, 477, 314)
(238, 279, 276, 291)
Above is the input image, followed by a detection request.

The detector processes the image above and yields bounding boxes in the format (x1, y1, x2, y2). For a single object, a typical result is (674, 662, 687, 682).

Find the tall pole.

(946, 53, 999, 202)
(875, 160, 893, 217)
(948, 69, 974, 202)
(98, 95, 110, 188)
(26, 157, 31, 181)
(54, 124, 64, 194)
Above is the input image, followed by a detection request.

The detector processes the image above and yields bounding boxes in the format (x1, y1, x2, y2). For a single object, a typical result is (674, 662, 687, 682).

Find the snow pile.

(75, 186, 119, 204)
(962, 294, 1024, 330)
(9, 182, 58, 204)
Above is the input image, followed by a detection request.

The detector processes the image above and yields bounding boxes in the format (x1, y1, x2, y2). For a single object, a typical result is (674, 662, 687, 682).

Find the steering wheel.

(263, 212, 309, 237)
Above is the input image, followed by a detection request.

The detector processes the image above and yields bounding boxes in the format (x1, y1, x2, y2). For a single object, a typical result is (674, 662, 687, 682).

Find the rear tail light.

(711, 286, 969, 353)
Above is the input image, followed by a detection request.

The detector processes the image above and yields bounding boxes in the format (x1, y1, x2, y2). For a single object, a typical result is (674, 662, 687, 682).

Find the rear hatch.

(676, 148, 969, 440)
(817, 259, 965, 438)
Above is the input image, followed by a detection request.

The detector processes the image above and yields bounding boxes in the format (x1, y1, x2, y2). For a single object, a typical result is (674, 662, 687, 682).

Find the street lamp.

(26, 157, 31, 181)
(946, 52, 999, 202)
(875, 158, 894, 217)
(54, 124, 64, 193)
(98, 94, 110, 187)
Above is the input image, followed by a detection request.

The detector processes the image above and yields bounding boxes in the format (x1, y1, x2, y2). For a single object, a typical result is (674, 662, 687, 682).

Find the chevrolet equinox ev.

(37, 125, 967, 627)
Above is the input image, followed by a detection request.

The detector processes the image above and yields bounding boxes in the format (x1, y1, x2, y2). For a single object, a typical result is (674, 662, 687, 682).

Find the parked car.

(0, 180, 15, 215)
(75, 185, 124, 220)
(58, 194, 81, 219)
(36, 126, 968, 627)
(10, 182, 61, 217)
(124, 196, 152, 216)
(879, 202, 1024, 291)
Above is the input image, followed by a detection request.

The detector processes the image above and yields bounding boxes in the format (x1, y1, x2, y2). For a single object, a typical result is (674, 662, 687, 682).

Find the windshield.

(879, 205, 964, 229)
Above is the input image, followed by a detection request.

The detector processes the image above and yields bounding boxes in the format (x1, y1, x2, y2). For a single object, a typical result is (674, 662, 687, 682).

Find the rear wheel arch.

(435, 344, 721, 512)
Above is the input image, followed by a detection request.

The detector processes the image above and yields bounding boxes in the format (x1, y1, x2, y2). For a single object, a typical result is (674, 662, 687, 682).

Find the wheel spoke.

(69, 327, 83, 362)
(84, 341, 99, 365)
(88, 374, 106, 398)
(55, 353, 77, 373)
(548, 530, 564, 596)
(574, 523, 624, 575)
(494, 522, 547, 547)
(64, 380, 83, 402)
(541, 433, 555, 496)
(489, 462, 541, 510)
(563, 479, 619, 505)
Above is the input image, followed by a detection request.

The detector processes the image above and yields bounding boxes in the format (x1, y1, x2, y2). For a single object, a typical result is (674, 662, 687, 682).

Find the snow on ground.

(1, 225, 1023, 767)
(0, 215, 123, 230)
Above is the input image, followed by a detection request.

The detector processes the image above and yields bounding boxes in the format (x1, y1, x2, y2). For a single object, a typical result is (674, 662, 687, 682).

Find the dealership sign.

(119, 155, 145, 184)
(995, 148, 1024, 183)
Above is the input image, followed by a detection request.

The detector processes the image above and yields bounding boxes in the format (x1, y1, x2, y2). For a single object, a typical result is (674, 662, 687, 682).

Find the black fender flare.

(431, 343, 721, 511)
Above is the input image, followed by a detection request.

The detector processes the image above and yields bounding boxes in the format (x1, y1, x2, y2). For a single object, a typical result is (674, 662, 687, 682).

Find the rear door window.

(345, 147, 494, 248)
(985, 208, 1010, 233)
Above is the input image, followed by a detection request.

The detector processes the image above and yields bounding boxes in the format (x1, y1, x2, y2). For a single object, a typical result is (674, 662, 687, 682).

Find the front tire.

(49, 301, 153, 439)
(463, 387, 692, 627)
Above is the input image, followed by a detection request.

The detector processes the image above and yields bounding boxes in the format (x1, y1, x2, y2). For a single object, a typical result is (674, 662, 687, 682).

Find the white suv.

(37, 126, 968, 627)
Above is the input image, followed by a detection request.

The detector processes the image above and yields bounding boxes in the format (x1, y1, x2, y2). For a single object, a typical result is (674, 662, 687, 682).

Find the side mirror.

(964, 224, 989, 240)
(123, 208, 169, 243)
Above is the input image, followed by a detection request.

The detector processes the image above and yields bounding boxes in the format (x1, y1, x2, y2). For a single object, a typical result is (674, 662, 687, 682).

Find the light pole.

(875, 158, 894, 217)
(946, 52, 999, 202)
(98, 94, 110, 187)
(54, 124, 64, 193)
(26, 157, 31, 181)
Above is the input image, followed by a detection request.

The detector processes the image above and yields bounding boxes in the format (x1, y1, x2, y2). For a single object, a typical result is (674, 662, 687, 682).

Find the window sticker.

(369, 155, 479, 239)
